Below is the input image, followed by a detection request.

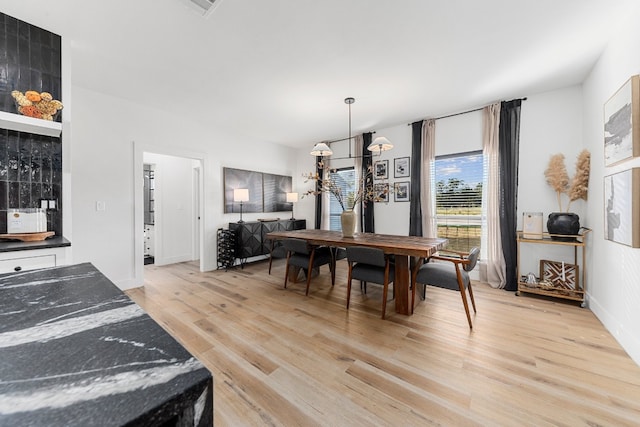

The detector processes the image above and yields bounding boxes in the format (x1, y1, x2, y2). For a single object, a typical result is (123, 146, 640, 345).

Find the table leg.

(394, 255, 411, 315)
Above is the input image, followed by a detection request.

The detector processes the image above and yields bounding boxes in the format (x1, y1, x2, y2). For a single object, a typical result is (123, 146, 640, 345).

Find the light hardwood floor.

(126, 259, 640, 426)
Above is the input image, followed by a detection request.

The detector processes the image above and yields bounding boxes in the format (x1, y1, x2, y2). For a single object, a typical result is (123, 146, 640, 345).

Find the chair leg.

(468, 282, 477, 313)
(305, 251, 315, 296)
(330, 258, 336, 286)
(456, 267, 473, 329)
(381, 261, 391, 319)
(283, 254, 291, 289)
(268, 240, 274, 275)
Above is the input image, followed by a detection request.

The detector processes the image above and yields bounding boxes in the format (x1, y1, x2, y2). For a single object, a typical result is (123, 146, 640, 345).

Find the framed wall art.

(223, 167, 292, 214)
(374, 183, 389, 202)
(604, 168, 640, 247)
(394, 181, 410, 202)
(373, 160, 388, 180)
(604, 75, 640, 166)
(394, 157, 410, 178)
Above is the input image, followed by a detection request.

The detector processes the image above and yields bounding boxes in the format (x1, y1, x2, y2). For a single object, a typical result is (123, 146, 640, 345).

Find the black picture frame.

(394, 157, 410, 178)
(394, 181, 410, 202)
(374, 160, 388, 180)
(374, 183, 389, 202)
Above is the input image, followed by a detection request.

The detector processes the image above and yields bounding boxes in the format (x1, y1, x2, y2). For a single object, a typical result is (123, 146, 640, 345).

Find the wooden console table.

(266, 229, 447, 315)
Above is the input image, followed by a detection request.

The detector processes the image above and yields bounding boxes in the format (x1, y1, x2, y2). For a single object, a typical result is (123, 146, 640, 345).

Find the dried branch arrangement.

(544, 149, 591, 212)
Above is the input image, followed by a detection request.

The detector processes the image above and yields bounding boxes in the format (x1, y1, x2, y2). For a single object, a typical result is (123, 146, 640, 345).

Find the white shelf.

(0, 110, 62, 137)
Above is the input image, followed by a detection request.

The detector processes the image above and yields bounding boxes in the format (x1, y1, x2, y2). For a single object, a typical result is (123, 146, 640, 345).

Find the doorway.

(133, 142, 206, 286)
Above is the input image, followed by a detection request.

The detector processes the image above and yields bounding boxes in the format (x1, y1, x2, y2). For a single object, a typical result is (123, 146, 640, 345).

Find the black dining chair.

(412, 247, 479, 329)
(282, 238, 335, 295)
(346, 246, 395, 319)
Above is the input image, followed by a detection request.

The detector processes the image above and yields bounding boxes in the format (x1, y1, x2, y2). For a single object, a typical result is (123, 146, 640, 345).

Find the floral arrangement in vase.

(302, 161, 390, 236)
(302, 161, 389, 210)
(543, 149, 590, 238)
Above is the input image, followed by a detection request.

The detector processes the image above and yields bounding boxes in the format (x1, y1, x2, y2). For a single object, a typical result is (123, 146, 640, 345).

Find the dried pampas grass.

(544, 153, 570, 211)
(544, 150, 590, 212)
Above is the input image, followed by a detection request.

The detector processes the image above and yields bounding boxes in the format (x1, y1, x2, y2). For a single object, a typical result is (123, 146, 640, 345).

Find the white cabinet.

(0, 246, 67, 274)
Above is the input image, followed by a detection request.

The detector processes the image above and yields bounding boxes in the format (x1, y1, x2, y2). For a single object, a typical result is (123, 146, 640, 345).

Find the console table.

(229, 219, 305, 267)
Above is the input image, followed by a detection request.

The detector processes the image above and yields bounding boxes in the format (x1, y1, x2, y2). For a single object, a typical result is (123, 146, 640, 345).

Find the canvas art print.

(604, 168, 640, 247)
(604, 75, 640, 166)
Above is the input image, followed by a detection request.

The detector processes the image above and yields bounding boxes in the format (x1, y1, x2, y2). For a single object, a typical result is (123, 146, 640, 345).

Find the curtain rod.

(407, 97, 528, 125)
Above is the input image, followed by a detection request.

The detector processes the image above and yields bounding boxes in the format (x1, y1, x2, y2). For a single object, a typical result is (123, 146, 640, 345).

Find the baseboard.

(588, 293, 640, 367)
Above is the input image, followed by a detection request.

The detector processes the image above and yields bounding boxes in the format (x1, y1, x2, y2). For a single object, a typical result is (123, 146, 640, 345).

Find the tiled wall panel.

(0, 12, 63, 235)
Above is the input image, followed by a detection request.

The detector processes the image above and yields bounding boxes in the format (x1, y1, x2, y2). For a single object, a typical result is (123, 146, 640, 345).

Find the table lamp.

(234, 188, 249, 223)
(286, 192, 298, 220)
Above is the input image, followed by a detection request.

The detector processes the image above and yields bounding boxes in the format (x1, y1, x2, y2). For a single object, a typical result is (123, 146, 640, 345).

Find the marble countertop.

(0, 263, 213, 426)
(0, 236, 71, 253)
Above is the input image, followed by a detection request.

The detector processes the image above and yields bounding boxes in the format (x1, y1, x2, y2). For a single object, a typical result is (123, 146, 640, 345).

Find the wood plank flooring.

(126, 259, 640, 426)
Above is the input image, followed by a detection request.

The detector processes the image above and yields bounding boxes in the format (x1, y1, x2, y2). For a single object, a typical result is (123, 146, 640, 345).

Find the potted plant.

(544, 149, 590, 239)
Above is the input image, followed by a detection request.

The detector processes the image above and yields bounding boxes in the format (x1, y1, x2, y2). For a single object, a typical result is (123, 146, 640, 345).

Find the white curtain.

(354, 135, 363, 232)
(482, 103, 506, 288)
(420, 119, 437, 238)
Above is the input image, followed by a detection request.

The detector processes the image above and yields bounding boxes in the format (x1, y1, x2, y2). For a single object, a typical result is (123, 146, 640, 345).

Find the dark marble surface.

(0, 235, 70, 253)
(0, 263, 213, 426)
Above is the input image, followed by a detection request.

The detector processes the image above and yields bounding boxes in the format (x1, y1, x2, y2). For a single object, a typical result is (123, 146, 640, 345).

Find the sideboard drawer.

(0, 254, 56, 273)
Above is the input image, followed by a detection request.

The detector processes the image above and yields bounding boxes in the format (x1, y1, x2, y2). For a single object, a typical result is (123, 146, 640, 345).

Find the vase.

(547, 212, 580, 241)
(340, 210, 356, 237)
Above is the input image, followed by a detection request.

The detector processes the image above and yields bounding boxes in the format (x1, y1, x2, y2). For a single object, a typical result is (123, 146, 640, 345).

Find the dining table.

(266, 229, 448, 315)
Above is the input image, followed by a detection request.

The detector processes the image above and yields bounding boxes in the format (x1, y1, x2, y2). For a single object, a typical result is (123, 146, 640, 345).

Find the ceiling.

(1, 0, 638, 149)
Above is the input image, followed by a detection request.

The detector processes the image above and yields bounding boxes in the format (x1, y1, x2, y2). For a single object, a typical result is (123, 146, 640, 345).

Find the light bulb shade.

(233, 188, 249, 202)
(310, 142, 333, 157)
(367, 136, 394, 153)
(286, 192, 298, 203)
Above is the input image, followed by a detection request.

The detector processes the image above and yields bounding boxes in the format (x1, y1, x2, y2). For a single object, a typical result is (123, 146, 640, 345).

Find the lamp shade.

(367, 136, 394, 153)
(233, 188, 249, 202)
(310, 142, 333, 157)
(286, 192, 299, 203)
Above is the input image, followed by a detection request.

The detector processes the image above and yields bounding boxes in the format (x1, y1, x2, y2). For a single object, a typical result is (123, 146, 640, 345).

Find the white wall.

(70, 86, 298, 288)
(517, 86, 585, 274)
(581, 4, 640, 365)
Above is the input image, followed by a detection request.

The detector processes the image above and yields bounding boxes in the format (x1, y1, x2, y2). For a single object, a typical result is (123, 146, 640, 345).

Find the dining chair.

(412, 247, 480, 329)
(282, 238, 335, 295)
(346, 246, 395, 319)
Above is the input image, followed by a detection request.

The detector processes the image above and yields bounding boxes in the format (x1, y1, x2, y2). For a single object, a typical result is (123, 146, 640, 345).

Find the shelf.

(517, 283, 585, 302)
(0, 110, 62, 137)
(517, 229, 590, 246)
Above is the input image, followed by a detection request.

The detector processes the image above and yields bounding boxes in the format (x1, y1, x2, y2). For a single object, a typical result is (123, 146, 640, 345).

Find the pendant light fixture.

(310, 97, 392, 158)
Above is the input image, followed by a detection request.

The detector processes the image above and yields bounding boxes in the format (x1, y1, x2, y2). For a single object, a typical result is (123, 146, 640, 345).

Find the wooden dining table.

(266, 229, 448, 315)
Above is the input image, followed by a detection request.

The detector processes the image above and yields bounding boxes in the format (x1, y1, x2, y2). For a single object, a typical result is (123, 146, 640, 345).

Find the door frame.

(133, 142, 206, 286)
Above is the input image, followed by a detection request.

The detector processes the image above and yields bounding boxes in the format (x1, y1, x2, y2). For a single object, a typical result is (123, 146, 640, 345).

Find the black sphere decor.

(547, 212, 580, 241)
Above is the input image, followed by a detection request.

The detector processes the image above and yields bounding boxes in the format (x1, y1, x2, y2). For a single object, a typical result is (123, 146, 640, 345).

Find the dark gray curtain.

(409, 121, 423, 236)
(314, 157, 323, 229)
(499, 99, 522, 291)
(362, 132, 375, 232)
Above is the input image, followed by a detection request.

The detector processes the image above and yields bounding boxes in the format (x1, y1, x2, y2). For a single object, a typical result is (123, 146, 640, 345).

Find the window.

(433, 150, 483, 252)
(329, 167, 356, 231)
